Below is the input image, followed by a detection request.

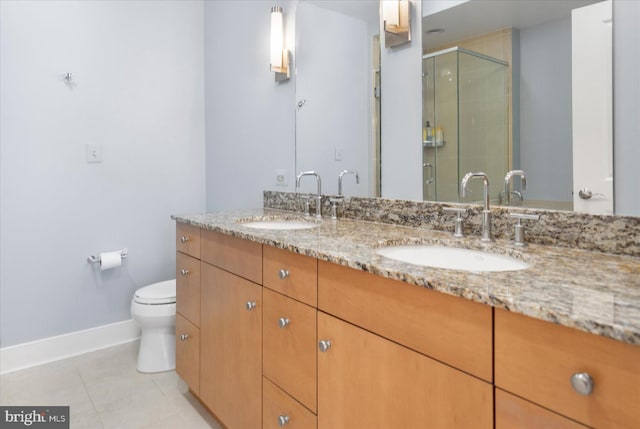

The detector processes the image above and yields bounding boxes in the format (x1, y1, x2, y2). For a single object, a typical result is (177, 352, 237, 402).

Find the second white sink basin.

(376, 245, 529, 272)
(240, 220, 319, 230)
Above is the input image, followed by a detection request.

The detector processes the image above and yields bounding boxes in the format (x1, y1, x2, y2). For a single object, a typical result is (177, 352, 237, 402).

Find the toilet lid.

(134, 279, 176, 305)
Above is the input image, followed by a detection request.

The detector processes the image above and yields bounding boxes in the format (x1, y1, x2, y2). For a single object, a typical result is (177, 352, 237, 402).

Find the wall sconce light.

(270, 5, 290, 81)
(382, 0, 411, 48)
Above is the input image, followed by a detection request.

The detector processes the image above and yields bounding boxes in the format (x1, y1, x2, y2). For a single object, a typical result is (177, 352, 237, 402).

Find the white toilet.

(130, 279, 176, 373)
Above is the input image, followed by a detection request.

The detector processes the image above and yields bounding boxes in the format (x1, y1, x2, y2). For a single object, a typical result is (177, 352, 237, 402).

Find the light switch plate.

(86, 144, 103, 163)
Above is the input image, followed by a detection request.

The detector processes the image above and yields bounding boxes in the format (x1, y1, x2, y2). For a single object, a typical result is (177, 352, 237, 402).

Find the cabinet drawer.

(176, 314, 199, 396)
(318, 260, 493, 381)
(263, 377, 317, 429)
(263, 246, 317, 307)
(263, 288, 317, 413)
(495, 309, 640, 428)
(176, 253, 200, 326)
(496, 389, 588, 429)
(201, 229, 262, 284)
(176, 223, 200, 258)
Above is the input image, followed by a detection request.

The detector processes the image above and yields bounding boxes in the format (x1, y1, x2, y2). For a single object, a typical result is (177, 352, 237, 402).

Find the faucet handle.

(443, 207, 468, 238)
(299, 195, 311, 217)
(509, 213, 540, 246)
(329, 196, 344, 220)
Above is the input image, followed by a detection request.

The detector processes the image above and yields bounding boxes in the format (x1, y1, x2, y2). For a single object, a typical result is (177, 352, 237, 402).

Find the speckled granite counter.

(173, 208, 640, 346)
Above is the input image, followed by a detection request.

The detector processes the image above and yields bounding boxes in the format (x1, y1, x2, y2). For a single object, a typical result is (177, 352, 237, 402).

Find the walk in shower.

(422, 47, 509, 202)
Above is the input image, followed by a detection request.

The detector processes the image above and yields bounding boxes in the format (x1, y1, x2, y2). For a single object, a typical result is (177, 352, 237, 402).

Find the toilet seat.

(134, 279, 176, 305)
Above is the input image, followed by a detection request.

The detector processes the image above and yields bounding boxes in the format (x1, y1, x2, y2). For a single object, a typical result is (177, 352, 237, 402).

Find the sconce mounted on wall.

(382, 0, 411, 48)
(270, 5, 290, 81)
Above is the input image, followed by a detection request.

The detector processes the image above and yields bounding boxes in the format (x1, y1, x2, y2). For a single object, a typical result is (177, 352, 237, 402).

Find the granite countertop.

(173, 208, 640, 346)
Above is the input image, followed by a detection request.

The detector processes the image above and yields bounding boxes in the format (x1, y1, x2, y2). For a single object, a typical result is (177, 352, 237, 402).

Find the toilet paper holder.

(87, 249, 128, 264)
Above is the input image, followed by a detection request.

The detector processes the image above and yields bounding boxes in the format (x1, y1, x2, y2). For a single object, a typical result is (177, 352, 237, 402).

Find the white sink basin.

(376, 245, 529, 272)
(240, 220, 319, 230)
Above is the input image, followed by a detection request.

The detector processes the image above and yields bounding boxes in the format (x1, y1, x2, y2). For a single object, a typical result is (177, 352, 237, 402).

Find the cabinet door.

(175, 314, 199, 396)
(175, 252, 200, 326)
(496, 389, 588, 429)
(263, 288, 317, 412)
(317, 312, 492, 429)
(200, 263, 262, 429)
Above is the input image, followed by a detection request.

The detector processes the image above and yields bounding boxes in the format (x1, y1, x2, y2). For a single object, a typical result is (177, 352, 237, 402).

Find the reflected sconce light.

(270, 5, 290, 81)
(382, 0, 411, 48)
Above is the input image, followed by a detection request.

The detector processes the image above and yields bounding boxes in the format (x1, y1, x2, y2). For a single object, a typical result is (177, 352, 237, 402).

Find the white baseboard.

(0, 319, 141, 375)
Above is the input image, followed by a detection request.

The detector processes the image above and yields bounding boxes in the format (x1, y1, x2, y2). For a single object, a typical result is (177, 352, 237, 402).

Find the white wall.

(613, 0, 640, 216)
(204, 1, 296, 211)
(381, 0, 423, 200)
(0, 1, 205, 347)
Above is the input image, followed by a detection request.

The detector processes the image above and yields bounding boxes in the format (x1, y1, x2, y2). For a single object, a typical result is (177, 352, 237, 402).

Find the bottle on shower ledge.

(423, 121, 433, 142)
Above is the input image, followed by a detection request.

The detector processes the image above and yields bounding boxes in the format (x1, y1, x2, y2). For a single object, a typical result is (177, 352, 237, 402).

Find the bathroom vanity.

(173, 204, 640, 429)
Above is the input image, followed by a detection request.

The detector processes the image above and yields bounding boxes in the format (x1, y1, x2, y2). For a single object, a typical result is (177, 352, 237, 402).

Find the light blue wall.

(0, 1, 205, 347)
(613, 0, 640, 216)
(519, 17, 573, 202)
(204, 0, 296, 211)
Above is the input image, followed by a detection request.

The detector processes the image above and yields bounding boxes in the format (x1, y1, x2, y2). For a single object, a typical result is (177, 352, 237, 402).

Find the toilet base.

(137, 327, 176, 373)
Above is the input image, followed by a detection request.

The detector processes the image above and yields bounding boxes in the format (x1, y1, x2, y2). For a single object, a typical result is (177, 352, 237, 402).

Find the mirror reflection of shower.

(422, 47, 509, 203)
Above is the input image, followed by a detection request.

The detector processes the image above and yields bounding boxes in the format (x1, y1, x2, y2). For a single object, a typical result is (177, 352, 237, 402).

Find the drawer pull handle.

(278, 415, 290, 427)
(180, 236, 190, 244)
(180, 333, 190, 341)
(278, 269, 290, 280)
(318, 340, 332, 352)
(278, 317, 290, 329)
(570, 372, 594, 395)
(180, 269, 190, 276)
(246, 301, 257, 311)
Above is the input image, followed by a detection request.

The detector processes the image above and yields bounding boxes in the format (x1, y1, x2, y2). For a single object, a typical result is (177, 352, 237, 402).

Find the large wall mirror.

(293, 0, 621, 215)
(422, 0, 614, 214)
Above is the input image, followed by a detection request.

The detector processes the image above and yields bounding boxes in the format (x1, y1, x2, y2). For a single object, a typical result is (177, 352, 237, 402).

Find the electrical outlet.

(275, 169, 288, 186)
(86, 144, 103, 163)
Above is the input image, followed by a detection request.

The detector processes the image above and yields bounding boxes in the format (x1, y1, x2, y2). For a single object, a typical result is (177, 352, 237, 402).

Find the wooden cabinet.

(175, 252, 200, 326)
(263, 288, 317, 413)
(495, 308, 640, 428)
(200, 262, 262, 429)
(175, 314, 200, 396)
(263, 377, 317, 429)
(496, 389, 589, 429)
(176, 223, 200, 258)
(317, 312, 493, 429)
(318, 260, 493, 382)
(263, 246, 317, 307)
(201, 229, 262, 284)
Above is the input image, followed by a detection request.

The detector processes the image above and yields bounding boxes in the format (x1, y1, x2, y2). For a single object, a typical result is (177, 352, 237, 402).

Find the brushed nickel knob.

(570, 372, 594, 395)
(318, 340, 332, 352)
(180, 333, 190, 341)
(180, 269, 189, 276)
(278, 317, 290, 328)
(278, 269, 289, 280)
(246, 301, 257, 311)
(180, 236, 190, 243)
(278, 415, 290, 427)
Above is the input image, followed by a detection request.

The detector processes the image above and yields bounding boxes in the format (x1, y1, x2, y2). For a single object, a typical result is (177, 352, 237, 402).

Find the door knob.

(246, 301, 257, 311)
(570, 372, 594, 395)
(278, 269, 289, 280)
(278, 317, 290, 328)
(278, 415, 290, 427)
(180, 236, 190, 243)
(318, 340, 332, 352)
(180, 269, 189, 276)
(180, 333, 190, 341)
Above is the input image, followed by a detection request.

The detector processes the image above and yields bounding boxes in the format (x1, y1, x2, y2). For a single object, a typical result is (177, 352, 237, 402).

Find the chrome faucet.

(338, 170, 359, 196)
(504, 170, 527, 206)
(296, 171, 322, 218)
(461, 172, 493, 242)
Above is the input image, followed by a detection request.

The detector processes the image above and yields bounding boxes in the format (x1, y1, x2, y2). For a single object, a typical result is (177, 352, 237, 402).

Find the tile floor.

(0, 341, 223, 429)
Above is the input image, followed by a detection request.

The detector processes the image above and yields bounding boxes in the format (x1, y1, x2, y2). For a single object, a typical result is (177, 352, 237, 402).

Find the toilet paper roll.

(100, 251, 122, 271)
